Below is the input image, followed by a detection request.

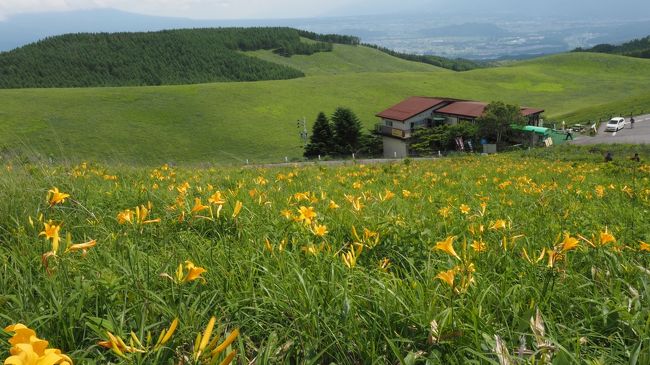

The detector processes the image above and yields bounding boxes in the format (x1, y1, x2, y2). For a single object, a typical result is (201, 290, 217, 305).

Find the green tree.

(410, 122, 478, 155)
(477, 101, 526, 145)
(304, 112, 334, 158)
(331, 107, 362, 155)
(358, 130, 383, 157)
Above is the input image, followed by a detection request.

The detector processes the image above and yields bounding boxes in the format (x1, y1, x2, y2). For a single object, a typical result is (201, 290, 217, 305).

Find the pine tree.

(331, 107, 362, 155)
(304, 112, 334, 158)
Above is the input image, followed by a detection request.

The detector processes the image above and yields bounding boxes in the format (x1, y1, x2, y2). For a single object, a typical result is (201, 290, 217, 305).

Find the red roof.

(436, 103, 545, 118)
(376, 97, 447, 122)
(521, 107, 545, 116)
(435, 101, 488, 118)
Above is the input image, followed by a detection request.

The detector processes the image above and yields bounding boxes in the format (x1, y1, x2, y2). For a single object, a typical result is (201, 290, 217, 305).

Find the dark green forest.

(361, 43, 485, 71)
(0, 27, 337, 88)
(574, 35, 650, 59)
(0, 26, 486, 89)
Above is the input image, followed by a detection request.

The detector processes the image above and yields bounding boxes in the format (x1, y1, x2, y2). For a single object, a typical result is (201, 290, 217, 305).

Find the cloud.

(0, 0, 648, 19)
(0, 0, 354, 19)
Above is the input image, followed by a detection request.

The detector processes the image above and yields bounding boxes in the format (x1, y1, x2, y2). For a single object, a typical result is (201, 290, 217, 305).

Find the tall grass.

(1, 149, 649, 363)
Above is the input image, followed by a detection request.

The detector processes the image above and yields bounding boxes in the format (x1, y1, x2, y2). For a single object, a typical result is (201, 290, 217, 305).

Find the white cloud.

(0, 0, 357, 19)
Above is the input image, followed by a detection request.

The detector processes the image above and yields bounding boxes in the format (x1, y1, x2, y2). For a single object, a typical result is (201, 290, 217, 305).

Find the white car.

(605, 117, 626, 132)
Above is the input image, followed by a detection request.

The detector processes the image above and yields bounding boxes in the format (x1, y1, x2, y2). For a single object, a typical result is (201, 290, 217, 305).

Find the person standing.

(565, 129, 573, 140)
(605, 151, 613, 162)
(630, 116, 635, 129)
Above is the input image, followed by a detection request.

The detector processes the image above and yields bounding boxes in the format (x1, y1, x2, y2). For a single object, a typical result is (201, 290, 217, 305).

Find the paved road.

(569, 114, 650, 145)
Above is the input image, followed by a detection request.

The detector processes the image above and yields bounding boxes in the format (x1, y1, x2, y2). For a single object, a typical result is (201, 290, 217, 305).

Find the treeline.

(362, 43, 485, 71)
(573, 35, 650, 59)
(297, 30, 361, 45)
(273, 41, 333, 57)
(0, 27, 337, 88)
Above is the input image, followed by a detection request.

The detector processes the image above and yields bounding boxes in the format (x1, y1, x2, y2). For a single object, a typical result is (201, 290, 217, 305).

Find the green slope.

(1, 52, 650, 164)
(246, 43, 445, 75)
(0, 28, 338, 88)
(575, 35, 650, 59)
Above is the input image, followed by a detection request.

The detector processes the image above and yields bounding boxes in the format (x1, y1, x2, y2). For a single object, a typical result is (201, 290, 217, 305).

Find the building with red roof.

(375, 96, 544, 158)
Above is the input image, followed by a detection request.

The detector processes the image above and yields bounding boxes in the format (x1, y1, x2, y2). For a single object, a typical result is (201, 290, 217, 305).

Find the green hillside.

(1, 52, 650, 164)
(0, 28, 341, 88)
(575, 35, 650, 59)
(246, 43, 444, 75)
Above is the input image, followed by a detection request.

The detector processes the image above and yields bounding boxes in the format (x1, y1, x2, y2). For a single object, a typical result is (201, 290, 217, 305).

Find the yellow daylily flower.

(183, 261, 207, 283)
(559, 233, 579, 253)
(65, 239, 97, 255)
(459, 204, 471, 215)
(191, 198, 209, 214)
(117, 209, 133, 224)
(471, 240, 486, 252)
(173, 260, 207, 284)
(296, 206, 316, 225)
(600, 229, 616, 245)
(489, 220, 507, 230)
(328, 200, 340, 210)
(39, 221, 62, 253)
(436, 268, 456, 287)
(48, 187, 70, 206)
(232, 201, 243, 218)
(434, 236, 460, 260)
(438, 206, 451, 218)
(379, 189, 395, 202)
(4, 323, 73, 365)
(208, 191, 226, 205)
(639, 241, 650, 252)
(311, 224, 328, 237)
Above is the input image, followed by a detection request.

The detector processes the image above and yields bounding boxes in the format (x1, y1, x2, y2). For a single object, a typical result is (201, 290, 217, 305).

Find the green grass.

(1, 51, 650, 164)
(246, 42, 444, 75)
(1, 150, 649, 363)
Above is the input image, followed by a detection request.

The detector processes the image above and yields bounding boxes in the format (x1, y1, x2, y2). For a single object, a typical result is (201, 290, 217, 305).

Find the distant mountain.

(0, 28, 357, 88)
(574, 35, 650, 59)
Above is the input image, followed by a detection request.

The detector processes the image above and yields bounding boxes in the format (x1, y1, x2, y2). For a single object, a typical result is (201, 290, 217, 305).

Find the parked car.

(571, 124, 585, 132)
(605, 117, 626, 132)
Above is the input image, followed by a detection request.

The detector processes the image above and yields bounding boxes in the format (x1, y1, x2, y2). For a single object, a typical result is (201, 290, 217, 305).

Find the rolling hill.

(1, 46, 650, 165)
(0, 28, 348, 88)
(575, 35, 650, 59)
(246, 42, 444, 75)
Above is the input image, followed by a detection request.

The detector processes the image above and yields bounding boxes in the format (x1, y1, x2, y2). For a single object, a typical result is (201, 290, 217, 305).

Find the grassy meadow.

(1, 149, 650, 363)
(1, 48, 650, 164)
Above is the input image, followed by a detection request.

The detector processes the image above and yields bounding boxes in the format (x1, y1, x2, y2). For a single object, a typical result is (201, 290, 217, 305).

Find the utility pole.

(297, 116, 308, 148)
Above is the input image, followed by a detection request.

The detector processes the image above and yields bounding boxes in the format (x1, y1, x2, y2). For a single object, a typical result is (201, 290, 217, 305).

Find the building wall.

(383, 137, 409, 158)
(383, 107, 437, 131)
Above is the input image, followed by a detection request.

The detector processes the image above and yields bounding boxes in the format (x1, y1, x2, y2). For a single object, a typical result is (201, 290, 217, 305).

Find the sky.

(1, 0, 650, 20)
(0, 0, 384, 19)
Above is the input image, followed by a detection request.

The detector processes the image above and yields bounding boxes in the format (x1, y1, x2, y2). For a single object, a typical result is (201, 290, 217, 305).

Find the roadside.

(246, 156, 439, 168)
(569, 114, 650, 145)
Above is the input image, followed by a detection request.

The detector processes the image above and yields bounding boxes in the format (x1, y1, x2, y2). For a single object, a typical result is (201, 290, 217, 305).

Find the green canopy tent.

(511, 124, 568, 146)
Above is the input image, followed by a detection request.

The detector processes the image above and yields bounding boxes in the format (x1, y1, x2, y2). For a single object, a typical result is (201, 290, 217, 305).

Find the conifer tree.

(304, 112, 334, 158)
(331, 107, 362, 155)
